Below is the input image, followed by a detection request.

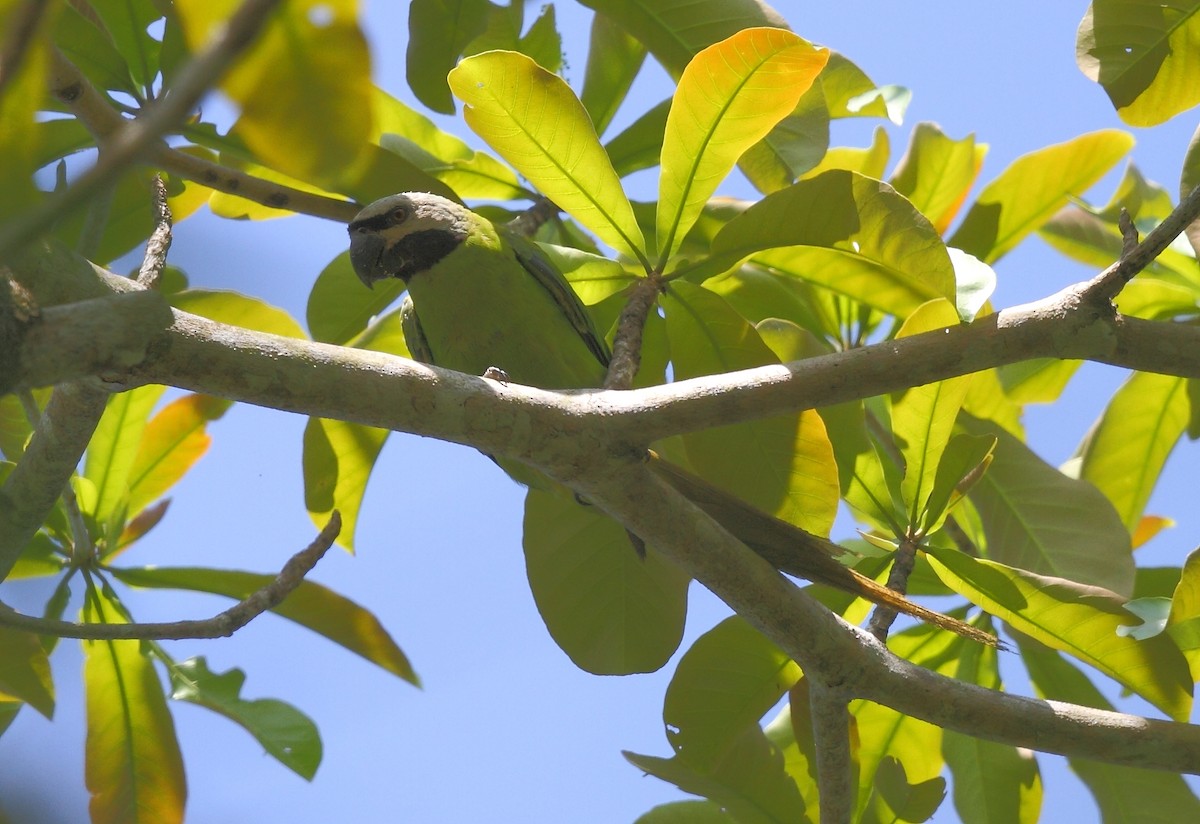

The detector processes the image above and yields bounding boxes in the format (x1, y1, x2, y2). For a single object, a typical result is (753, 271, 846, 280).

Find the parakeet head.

(347, 193, 471, 288)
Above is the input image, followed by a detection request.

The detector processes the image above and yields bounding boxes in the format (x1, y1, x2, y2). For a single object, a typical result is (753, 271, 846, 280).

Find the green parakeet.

(348, 192, 997, 647)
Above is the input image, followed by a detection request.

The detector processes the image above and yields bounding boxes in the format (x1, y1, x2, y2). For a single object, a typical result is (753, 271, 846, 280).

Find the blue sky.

(3, 2, 1199, 822)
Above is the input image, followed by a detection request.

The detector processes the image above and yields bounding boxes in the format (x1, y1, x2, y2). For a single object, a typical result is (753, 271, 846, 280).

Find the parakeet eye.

(389, 206, 407, 223)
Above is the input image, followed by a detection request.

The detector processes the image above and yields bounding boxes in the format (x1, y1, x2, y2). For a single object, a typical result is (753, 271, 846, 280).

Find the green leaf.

(605, 98, 671, 178)
(890, 123, 986, 234)
(664, 282, 839, 534)
(125, 394, 231, 523)
(171, 290, 307, 338)
(656, 28, 827, 264)
(997, 359, 1083, 405)
(624, 726, 809, 824)
(873, 756, 947, 823)
(0, 625, 54, 718)
(176, 0, 373, 186)
(169, 657, 321, 779)
(926, 547, 1193, 721)
(109, 566, 418, 684)
(87, 0, 163, 92)
(523, 489, 689, 674)
(1078, 371, 1190, 533)
(919, 433, 996, 537)
(961, 417, 1134, 596)
(83, 588, 185, 824)
(1078, 2, 1200, 127)
(303, 417, 388, 552)
(1167, 549, 1200, 681)
(85, 385, 167, 531)
(738, 92, 831, 193)
(372, 89, 525, 200)
(951, 248, 997, 322)
(949, 130, 1134, 263)
(634, 801, 731, 823)
(695, 171, 956, 317)
(1021, 641, 1200, 821)
(406, 0, 493, 113)
(892, 300, 973, 528)
(577, 0, 790, 78)
(664, 617, 800, 770)
(307, 251, 407, 345)
(798, 126, 890, 182)
(448, 51, 646, 264)
(853, 626, 953, 816)
(943, 639, 1043, 824)
(54, 2, 139, 97)
(581, 13, 648, 136)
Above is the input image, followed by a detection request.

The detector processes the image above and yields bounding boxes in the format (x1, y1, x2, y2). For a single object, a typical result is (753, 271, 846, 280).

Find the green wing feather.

(506, 230, 612, 371)
(400, 294, 435, 365)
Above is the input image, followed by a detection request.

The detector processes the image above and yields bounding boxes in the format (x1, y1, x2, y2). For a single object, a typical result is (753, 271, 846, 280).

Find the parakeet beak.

(348, 229, 387, 289)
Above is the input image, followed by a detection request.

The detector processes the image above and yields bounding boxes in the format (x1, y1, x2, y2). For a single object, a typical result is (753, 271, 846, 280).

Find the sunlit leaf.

(0, 626, 54, 718)
(176, 0, 373, 186)
(664, 282, 839, 534)
(1077, 2, 1200, 127)
(962, 417, 1134, 596)
(85, 385, 167, 531)
(86, 0, 162, 91)
(919, 433, 996, 537)
(633, 801, 729, 823)
(949, 130, 1134, 263)
(0, 7, 44, 221)
(109, 566, 418, 684)
(83, 588, 185, 824)
(693, 171, 956, 316)
(125, 394, 231, 522)
(656, 28, 827, 263)
(576, 0, 789, 77)
(997, 359, 1083, 405)
(523, 489, 689, 674)
(171, 290, 306, 339)
(893, 300, 973, 528)
(927, 547, 1193, 721)
(797, 126, 890, 182)
(664, 617, 800, 770)
(449, 50, 647, 264)
(1021, 641, 1200, 820)
(170, 657, 321, 779)
(1078, 371, 1190, 533)
(891, 123, 987, 234)
(303, 417, 388, 552)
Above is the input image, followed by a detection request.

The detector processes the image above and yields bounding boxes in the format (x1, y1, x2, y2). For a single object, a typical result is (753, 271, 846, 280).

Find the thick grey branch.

(810, 682, 854, 824)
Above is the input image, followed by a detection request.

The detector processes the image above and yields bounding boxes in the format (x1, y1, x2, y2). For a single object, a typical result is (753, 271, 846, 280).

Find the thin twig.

(0, 0, 287, 258)
(505, 198, 560, 238)
(604, 274, 664, 390)
(0, 512, 341, 639)
(0, 0, 49, 100)
(866, 537, 918, 643)
(137, 175, 173, 288)
(1089, 183, 1200, 302)
(45, 48, 359, 223)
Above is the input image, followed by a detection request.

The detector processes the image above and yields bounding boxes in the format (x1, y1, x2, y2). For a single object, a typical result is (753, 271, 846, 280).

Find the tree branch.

(809, 681, 854, 824)
(0, 512, 341, 639)
(45, 48, 359, 224)
(137, 175, 172, 288)
(0, 0, 289, 259)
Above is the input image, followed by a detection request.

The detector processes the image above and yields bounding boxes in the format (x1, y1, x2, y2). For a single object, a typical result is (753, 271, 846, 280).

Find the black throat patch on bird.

(380, 227, 464, 283)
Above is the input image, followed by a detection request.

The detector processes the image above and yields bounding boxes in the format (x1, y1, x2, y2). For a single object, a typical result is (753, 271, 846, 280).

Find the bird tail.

(646, 453, 1001, 648)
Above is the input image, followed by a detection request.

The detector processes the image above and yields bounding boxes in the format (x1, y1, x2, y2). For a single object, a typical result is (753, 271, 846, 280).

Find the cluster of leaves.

(3, 0, 1200, 821)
